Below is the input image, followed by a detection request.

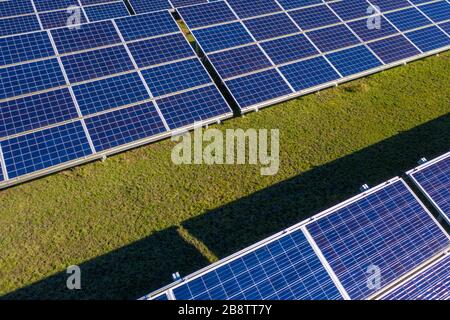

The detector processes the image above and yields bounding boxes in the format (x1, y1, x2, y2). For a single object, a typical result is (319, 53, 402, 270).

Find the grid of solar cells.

(408, 152, 450, 225)
(170, 230, 343, 300)
(0, 11, 232, 188)
(382, 255, 450, 300)
(307, 179, 450, 300)
(0, 0, 130, 36)
(128, 0, 211, 14)
(179, 0, 450, 112)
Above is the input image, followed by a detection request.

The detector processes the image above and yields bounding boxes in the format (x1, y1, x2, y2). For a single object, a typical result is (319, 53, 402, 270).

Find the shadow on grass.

(2, 113, 449, 300)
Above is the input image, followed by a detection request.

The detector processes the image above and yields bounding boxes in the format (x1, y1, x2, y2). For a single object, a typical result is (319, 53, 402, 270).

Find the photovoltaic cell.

(280, 56, 340, 91)
(328, 0, 373, 21)
(226, 0, 282, 19)
(142, 58, 212, 97)
(368, 0, 411, 12)
(385, 7, 432, 32)
(171, 230, 343, 300)
(306, 24, 361, 52)
(418, 1, 450, 23)
(128, 0, 172, 14)
(72, 72, 150, 115)
(1, 121, 92, 179)
(382, 255, 450, 300)
(85, 102, 166, 152)
(307, 179, 450, 300)
(260, 34, 319, 65)
(368, 35, 421, 64)
(33, 0, 79, 12)
(408, 152, 450, 225)
(326, 45, 382, 77)
(83, 2, 130, 22)
(0, 0, 35, 18)
(243, 13, 300, 41)
(157, 85, 231, 129)
(289, 4, 340, 31)
(347, 16, 398, 41)
(178, 1, 237, 29)
(0, 89, 78, 138)
(405, 26, 450, 53)
(440, 21, 450, 36)
(0, 15, 42, 37)
(39, 9, 89, 30)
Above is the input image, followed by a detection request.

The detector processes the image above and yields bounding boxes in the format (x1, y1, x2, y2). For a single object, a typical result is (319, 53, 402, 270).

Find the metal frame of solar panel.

(407, 151, 450, 225)
(128, 0, 216, 15)
(0, 0, 131, 37)
(379, 250, 449, 300)
(142, 177, 450, 300)
(0, 10, 232, 189)
(177, 0, 450, 113)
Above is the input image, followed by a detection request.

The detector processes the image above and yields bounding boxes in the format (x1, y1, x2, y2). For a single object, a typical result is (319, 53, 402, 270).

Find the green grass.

(0, 52, 449, 299)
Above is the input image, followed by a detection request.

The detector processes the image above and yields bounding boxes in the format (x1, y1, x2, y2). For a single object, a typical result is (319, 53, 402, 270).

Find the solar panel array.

(407, 152, 450, 225)
(0, 10, 232, 188)
(0, 0, 131, 37)
(381, 253, 449, 300)
(144, 177, 450, 300)
(178, 0, 450, 112)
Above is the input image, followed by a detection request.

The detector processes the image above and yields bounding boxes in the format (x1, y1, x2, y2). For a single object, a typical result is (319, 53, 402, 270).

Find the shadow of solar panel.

(307, 179, 450, 300)
(1, 121, 93, 179)
(408, 152, 450, 225)
(171, 230, 344, 300)
(382, 254, 449, 300)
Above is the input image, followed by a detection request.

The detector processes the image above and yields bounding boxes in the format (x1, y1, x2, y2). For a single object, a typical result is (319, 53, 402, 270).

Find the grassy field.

(0, 51, 449, 300)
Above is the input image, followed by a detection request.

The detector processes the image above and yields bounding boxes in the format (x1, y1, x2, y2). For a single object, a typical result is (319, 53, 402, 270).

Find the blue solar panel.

(171, 230, 343, 300)
(192, 22, 254, 53)
(142, 59, 212, 97)
(0, 89, 78, 138)
(61, 45, 134, 83)
(405, 26, 450, 53)
(226, 0, 282, 19)
(0, 59, 66, 100)
(347, 16, 398, 41)
(73, 73, 150, 115)
(178, 1, 237, 29)
(0, 15, 41, 37)
(276, 0, 322, 10)
(368, 0, 411, 12)
(85, 102, 166, 152)
(50, 21, 121, 54)
(0, 160, 4, 181)
(440, 21, 450, 36)
(157, 85, 231, 129)
(289, 4, 340, 31)
(261, 34, 319, 64)
(39, 9, 89, 29)
(115, 11, 180, 41)
(208, 45, 272, 79)
(225, 69, 293, 109)
(171, 0, 208, 7)
(385, 7, 433, 32)
(307, 179, 450, 300)
(327, 45, 382, 77)
(1, 121, 92, 179)
(382, 255, 449, 300)
(33, 0, 79, 12)
(84, 2, 130, 22)
(306, 24, 361, 52)
(280, 56, 340, 91)
(0, 32, 55, 67)
(243, 13, 300, 41)
(368, 35, 421, 64)
(128, 0, 172, 14)
(128, 34, 194, 68)
(329, 0, 373, 21)
(418, 1, 450, 23)
(409, 152, 450, 225)
(0, 0, 35, 18)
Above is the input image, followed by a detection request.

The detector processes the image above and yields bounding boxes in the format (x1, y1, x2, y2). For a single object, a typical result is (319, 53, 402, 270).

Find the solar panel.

(0, 0, 130, 36)
(178, 0, 450, 112)
(0, 11, 232, 189)
(407, 152, 450, 225)
(143, 177, 449, 300)
(381, 253, 449, 300)
(128, 0, 211, 14)
(307, 178, 450, 300)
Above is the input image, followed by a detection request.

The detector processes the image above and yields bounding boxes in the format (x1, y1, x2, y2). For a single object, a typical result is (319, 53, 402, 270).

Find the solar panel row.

(0, 11, 233, 187)
(0, 0, 131, 37)
(178, 0, 450, 112)
(407, 152, 450, 225)
(144, 177, 450, 300)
